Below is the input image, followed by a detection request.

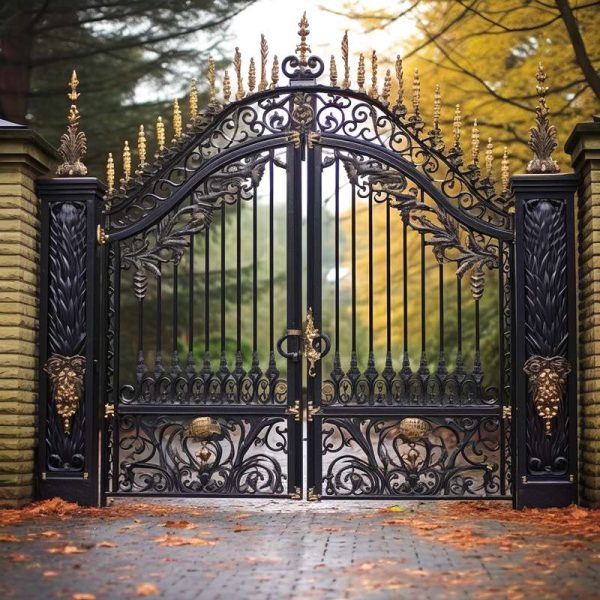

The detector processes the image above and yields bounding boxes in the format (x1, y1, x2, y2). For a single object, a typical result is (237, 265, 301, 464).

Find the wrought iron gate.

(36, 15, 580, 507)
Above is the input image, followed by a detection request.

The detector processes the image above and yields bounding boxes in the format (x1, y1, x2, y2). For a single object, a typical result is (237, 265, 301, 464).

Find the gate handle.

(275, 308, 331, 376)
(304, 308, 331, 377)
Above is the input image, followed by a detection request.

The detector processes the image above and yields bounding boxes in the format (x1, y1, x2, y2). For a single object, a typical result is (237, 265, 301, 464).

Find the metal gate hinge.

(287, 399, 301, 421)
(287, 130, 301, 149)
(307, 400, 318, 422)
(307, 131, 321, 148)
(96, 224, 108, 245)
(291, 486, 302, 500)
(104, 403, 115, 418)
(307, 487, 321, 502)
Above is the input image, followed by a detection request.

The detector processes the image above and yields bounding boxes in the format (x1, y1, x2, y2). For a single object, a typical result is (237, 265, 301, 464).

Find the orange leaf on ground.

(43, 571, 60, 577)
(162, 520, 196, 529)
(9, 552, 30, 562)
(72, 594, 96, 600)
(0, 534, 20, 542)
(136, 583, 159, 596)
(233, 524, 255, 532)
(48, 545, 87, 554)
(97, 541, 117, 548)
(40, 530, 63, 538)
(154, 534, 216, 547)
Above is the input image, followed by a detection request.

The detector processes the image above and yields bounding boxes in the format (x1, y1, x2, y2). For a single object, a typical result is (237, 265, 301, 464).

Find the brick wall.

(0, 125, 56, 507)
(566, 119, 600, 507)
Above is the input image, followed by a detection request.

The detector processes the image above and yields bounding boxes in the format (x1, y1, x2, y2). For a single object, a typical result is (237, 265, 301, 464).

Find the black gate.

(36, 16, 579, 507)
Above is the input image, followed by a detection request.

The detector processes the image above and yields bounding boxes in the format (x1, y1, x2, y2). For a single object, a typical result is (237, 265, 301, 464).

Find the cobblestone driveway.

(0, 499, 599, 599)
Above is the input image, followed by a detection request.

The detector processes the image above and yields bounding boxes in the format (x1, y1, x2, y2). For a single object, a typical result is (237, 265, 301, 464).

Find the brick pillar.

(566, 117, 600, 508)
(0, 120, 57, 507)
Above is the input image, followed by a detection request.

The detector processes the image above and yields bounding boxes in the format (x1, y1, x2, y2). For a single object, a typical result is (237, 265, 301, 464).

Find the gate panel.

(307, 145, 511, 499)
(104, 146, 303, 497)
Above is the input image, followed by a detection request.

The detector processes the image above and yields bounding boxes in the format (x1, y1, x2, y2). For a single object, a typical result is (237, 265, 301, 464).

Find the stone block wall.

(0, 124, 56, 507)
(566, 119, 600, 507)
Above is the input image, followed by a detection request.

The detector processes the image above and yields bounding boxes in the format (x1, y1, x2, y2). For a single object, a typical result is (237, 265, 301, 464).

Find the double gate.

(37, 18, 579, 506)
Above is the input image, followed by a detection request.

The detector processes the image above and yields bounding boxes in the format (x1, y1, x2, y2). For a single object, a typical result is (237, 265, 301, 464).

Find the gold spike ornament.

(56, 70, 88, 176)
(394, 55, 405, 116)
(411, 68, 421, 119)
(234, 47, 245, 101)
(330, 55, 338, 87)
(357, 53, 365, 93)
(296, 12, 311, 66)
(156, 116, 165, 153)
(382, 69, 392, 107)
(271, 55, 279, 88)
(207, 57, 217, 105)
(223, 70, 232, 103)
(341, 31, 350, 88)
(137, 125, 147, 171)
(369, 50, 378, 98)
(122, 140, 131, 184)
(172, 99, 182, 142)
(248, 57, 256, 93)
(189, 78, 198, 120)
(485, 137, 494, 179)
(106, 153, 115, 194)
(453, 104, 462, 148)
(471, 119, 480, 167)
(501, 147, 510, 192)
(259, 35, 269, 91)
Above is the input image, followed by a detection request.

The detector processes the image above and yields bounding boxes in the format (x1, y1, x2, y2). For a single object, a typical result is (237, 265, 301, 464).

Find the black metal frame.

(34, 46, 579, 507)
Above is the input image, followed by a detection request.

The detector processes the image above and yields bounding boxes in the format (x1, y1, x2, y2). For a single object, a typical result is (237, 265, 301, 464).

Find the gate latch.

(276, 308, 331, 377)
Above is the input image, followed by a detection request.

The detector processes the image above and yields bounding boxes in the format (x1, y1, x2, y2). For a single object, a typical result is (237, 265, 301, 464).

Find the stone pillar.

(565, 117, 600, 508)
(0, 120, 57, 507)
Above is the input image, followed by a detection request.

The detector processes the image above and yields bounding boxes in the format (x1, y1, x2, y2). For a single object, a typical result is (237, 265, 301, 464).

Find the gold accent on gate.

(296, 12, 310, 66)
(307, 487, 320, 502)
(185, 417, 222, 441)
(291, 486, 302, 500)
(304, 308, 322, 378)
(56, 70, 88, 176)
(307, 400, 318, 422)
(287, 399, 301, 422)
(397, 417, 430, 443)
(44, 354, 86, 435)
(307, 131, 320, 148)
(523, 355, 571, 435)
(96, 224, 108, 245)
(104, 403, 115, 418)
(287, 130, 301, 149)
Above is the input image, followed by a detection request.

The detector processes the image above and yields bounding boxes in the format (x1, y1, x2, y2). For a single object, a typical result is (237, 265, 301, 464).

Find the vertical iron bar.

(253, 187, 258, 353)
(402, 221, 408, 354)
(498, 240, 506, 496)
(334, 159, 340, 352)
(386, 200, 391, 353)
(188, 235, 194, 357)
(220, 205, 226, 354)
(351, 183, 356, 354)
(368, 191, 374, 353)
(155, 264, 162, 375)
(237, 197, 242, 352)
(204, 224, 210, 355)
(269, 156, 274, 352)
(172, 264, 178, 360)
(420, 234, 426, 354)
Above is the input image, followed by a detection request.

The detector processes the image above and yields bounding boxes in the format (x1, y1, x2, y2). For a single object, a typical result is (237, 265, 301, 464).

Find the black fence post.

(36, 177, 105, 506)
(512, 173, 578, 508)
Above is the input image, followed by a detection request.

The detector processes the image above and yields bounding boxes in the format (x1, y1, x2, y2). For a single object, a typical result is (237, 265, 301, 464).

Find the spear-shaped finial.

(394, 55, 406, 117)
(501, 147, 510, 192)
(485, 137, 494, 179)
(223, 70, 232, 102)
(453, 104, 462, 148)
(207, 57, 217, 105)
(296, 12, 311, 66)
(433, 84, 441, 131)
(341, 31, 350, 88)
(56, 70, 88, 176)
(234, 47, 245, 100)
(330, 55, 338, 87)
(411, 68, 421, 120)
(259, 34, 269, 91)
(357, 53, 365, 93)
(189, 78, 198, 121)
(106, 153, 115, 194)
(156, 116, 165, 153)
(172, 99, 182, 141)
(137, 124, 147, 171)
(122, 140, 131, 183)
(271, 55, 279, 88)
(527, 62, 559, 173)
(382, 69, 392, 107)
(471, 119, 480, 166)
(248, 57, 256, 93)
(369, 50, 378, 98)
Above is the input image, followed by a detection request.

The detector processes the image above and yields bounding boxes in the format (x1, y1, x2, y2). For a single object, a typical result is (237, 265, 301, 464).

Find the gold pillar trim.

(44, 354, 86, 435)
(56, 70, 88, 177)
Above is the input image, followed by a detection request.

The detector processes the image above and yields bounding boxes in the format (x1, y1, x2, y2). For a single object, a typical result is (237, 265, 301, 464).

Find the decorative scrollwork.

(44, 355, 86, 435)
(524, 356, 571, 436)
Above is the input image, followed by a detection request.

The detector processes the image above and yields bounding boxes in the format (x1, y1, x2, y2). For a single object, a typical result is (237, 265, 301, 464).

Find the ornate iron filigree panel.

(117, 414, 288, 495)
(321, 416, 502, 498)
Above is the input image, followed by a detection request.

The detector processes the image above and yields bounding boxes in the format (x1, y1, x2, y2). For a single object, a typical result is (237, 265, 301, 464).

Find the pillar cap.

(564, 116, 600, 171)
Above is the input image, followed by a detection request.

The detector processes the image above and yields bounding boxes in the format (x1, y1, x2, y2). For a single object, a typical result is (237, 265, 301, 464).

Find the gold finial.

(394, 55, 405, 116)
(259, 35, 269, 91)
(433, 84, 441, 131)
(271, 55, 279, 88)
(485, 137, 494, 179)
(330, 55, 338, 87)
(248, 57, 256, 92)
(501, 146, 510, 191)
(341, 31, 350, 88)
(471, 119, 480, 166)
(357, 53, 365, 93)
(137, 124, 147, 170)
(106, 153, 115, 194)
(223, 70, 232, 102)
(172, 99, 182, 142)
(411, 68, 421, 119)
(382, 69, 392, 106)
(56, 70, 88, 176)
(156, 116, 165, 153)
(207, 57, 216, 105)
(122, 140, 131, 183)
(453, 104, 462, 148)
(189, 78, 198, 120)
(234, 47, 245, 101)
(369, 50, 378, 98)
(296, 12, 310, 66)
(527, 62, 559, 173)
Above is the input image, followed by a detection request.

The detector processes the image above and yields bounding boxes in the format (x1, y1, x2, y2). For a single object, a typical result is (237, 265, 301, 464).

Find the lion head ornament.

(523, 355, 571, 436)
(44, 354, 86, 435)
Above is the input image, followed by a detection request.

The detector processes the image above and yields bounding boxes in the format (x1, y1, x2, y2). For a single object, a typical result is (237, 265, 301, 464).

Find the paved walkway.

(0, 498, 599, 599)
